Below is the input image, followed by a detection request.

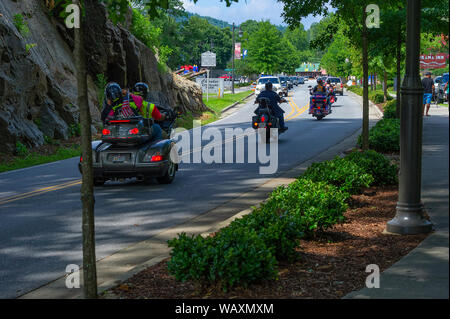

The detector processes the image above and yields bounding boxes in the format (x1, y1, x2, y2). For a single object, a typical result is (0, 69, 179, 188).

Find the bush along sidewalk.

(166, 149, 398, 291)
(356, 98, 401, 153)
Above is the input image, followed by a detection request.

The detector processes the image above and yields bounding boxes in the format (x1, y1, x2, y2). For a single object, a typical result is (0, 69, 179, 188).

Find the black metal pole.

(232, 23, 235, 95)
(386, 0, 432, 234)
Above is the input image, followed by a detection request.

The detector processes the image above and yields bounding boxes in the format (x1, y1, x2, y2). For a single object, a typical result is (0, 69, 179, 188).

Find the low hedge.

(345, 150, 398, 185)
(383, 99, 397, 119)
(302, 156, 374, 195)
(347, 86, 393, 104)
(167, 228, 278, 291)
(358, 118, 400, 153)
(167, 149, 396, 290)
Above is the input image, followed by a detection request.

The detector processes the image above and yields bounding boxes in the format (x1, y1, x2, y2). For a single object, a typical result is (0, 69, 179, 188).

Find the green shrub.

(69, 123, 81, 138)
(345, 150, 398, 185)
(95, 74, 108, 107)
(227, 206, 304, 261)
(13, 14, 30, 37)
(370, 92, 385, 104)
(302, 156, 374, 195)
(359, 118, 400, 153)
(15, 141, 29, 157)
(266, 179, 348, 235)
(167, 229, 277, 291)
(383, 100, 397, 119)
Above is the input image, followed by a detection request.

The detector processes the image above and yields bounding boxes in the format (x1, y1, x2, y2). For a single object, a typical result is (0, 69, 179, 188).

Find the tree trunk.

(384, 69, 388, 102)
(396, 20, 402, 118)
(361, 10, 370, 150)
(374, 73, 377, 91)
(74, 0, 97, 299)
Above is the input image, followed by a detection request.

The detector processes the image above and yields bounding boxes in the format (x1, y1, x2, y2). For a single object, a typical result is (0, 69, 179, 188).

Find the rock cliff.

(0, 0, 207, 153)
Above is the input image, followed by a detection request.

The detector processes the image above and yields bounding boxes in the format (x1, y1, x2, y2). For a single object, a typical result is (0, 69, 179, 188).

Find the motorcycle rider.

(255, 81, 288, 132)
(101, 82, 164, 141)
(311, 79, 331, 113)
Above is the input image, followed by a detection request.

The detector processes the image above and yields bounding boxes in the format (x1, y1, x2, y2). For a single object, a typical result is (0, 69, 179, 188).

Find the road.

(0, 84, 364, 298)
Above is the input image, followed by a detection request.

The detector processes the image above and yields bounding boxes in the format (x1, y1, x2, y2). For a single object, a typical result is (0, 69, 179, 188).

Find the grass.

(0, 146, 81, 173)
(176, 90, 253, 130)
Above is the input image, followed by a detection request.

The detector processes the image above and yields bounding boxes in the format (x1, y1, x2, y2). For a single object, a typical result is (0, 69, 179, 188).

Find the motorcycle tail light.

(129, 128, 139, 135)
(102, 129, 111, 135)
(151, 155, 163, 162)
(318, 106, 321, 109)
(261, 116, 265, 122)
(80, 156, 82, 162)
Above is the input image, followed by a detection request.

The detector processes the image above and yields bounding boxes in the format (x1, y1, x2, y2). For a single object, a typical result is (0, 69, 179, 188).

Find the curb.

(345, 89, 384, 119)
(220, 92, 255, 114)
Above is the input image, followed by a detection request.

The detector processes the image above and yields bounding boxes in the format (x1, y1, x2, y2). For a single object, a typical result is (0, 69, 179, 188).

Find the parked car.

(434, 73, 449, 103)
(326, 77, 344, 95)
(290, 76, 298, 86)
(219, 74, 232, 80)
(298, 77, 304, 84)
(278, 76, 290, 96)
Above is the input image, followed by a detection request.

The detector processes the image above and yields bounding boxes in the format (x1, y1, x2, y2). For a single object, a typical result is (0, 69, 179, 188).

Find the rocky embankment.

(0, 0, 207, 153)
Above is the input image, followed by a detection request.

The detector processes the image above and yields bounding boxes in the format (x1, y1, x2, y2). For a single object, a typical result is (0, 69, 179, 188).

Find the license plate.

(109, 154, 130, 163)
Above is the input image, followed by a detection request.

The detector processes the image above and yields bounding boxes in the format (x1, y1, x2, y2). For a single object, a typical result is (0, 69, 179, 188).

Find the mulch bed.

(108, 184, 429, 299)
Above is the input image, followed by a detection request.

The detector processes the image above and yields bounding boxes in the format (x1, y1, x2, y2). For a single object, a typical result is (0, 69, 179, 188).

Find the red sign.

(234, 43, 241, 60)
(420, 53, 449, 69)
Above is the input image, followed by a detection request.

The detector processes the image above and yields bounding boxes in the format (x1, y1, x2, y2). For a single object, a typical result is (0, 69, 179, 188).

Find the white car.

(255, 76, 283, 96)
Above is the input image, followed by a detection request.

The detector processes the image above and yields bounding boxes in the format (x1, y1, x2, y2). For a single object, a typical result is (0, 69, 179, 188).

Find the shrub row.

(347, 86, 393, 104)
(383, 99, 397, 119)
(167, 150, 398, 290)
(358, 118, 400, 153)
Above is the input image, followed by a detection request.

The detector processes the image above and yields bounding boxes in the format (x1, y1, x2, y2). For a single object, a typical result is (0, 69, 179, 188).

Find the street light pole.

(232, 22, 235, 95)
(386, 0, 432, 235)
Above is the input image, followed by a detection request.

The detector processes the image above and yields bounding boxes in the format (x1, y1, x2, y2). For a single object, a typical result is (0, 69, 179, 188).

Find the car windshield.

(328, 78, 341, 83)
(279, 77, 287, 82)
(258, 78, 279, 84)
(442, 74, 449, 83)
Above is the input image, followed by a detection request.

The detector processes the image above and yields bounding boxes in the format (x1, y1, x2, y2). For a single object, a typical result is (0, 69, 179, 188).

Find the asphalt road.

(0, 84, 364, 298)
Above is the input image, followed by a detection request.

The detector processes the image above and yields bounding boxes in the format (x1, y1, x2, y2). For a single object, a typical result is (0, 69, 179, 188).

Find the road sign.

(201, 51, 216, 67)
(196, 78, 224, 96)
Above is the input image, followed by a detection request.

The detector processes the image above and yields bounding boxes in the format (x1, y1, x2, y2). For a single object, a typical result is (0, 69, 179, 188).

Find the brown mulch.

(108, 184, 429, 299)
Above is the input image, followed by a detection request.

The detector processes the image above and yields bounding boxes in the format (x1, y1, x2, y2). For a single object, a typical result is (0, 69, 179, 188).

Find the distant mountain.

(179, 12, 288, 32)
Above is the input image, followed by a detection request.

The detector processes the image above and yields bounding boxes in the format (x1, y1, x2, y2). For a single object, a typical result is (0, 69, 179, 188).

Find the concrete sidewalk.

(345, 104, 449, 299)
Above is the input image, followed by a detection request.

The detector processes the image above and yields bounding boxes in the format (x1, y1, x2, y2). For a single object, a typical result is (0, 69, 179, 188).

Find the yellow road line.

(0, 180, 81, 205)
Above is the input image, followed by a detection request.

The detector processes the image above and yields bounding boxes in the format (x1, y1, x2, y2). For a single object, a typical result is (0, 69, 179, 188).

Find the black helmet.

(317, 78, 323, 85)
(105, 82, 122, 103)
(133, 82, 149, 98)
(265, 82, 273, 91)
(326, 78, 331, 84)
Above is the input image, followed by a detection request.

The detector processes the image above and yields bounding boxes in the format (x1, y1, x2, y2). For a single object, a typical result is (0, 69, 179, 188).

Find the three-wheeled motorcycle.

(79, 110, 179, 186)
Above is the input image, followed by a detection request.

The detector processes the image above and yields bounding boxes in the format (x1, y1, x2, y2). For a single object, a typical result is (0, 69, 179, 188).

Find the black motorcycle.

(252, 97, 286, 143)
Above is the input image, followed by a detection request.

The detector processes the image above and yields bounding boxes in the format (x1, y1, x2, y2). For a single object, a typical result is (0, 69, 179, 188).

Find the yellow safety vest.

(140, 101, 156, 119)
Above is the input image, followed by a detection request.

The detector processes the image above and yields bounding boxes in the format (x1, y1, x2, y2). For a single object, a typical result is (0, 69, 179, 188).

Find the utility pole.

(386, 0, 432, 235)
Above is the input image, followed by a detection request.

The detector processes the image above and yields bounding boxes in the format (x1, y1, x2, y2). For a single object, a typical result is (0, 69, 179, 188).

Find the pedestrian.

(422, 71, 434, 116)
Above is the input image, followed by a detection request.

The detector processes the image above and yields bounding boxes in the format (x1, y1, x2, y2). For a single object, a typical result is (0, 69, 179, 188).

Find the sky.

(181, 0, 325, 29)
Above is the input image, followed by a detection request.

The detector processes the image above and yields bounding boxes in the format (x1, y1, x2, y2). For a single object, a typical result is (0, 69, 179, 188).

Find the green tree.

(246, 21, 283, 74)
